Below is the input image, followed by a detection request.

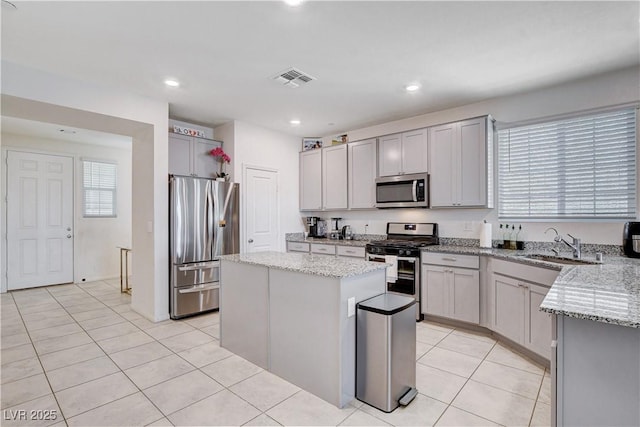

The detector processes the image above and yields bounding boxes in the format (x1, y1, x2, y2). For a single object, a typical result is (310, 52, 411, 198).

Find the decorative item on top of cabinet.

(429, 116, 493, 207)
(378, 128, 428, 177)
(348, 139, 377, 209)
(421, 252, 480, 324)
(168, 132, 223, 178)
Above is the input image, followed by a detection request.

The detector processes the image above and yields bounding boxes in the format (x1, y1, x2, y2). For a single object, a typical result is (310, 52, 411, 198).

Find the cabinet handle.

(442, 257, 457, 262)
(345, 250, 355, 254)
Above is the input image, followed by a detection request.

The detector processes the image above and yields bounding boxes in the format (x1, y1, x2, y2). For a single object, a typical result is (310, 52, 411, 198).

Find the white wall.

(215, 120, 303, 250)
(2, 61, 169, 321)
(316, 66, 640, 245)
(1, 133, 132, 284)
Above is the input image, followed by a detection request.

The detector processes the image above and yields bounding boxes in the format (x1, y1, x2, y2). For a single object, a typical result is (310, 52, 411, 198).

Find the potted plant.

(209, 147, 231, 181)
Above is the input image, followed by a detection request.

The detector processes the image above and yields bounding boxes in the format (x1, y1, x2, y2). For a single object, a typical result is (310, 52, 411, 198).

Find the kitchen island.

(218, 251, 387, 408)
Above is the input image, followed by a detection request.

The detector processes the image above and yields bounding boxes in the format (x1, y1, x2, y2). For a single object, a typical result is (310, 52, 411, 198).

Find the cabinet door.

(300, 150, 322, 211)
(458, 118, 487, 206)
(493, 274, 525, 344)
(348, 139, 377, 209)
(526, 283, 552, 359)
(168, 134, 193, 176)
(421, 265, 448, 317)
(378, 134, 402, 176)
(322, 144, 348, 210)
(193, 139, 222, 178)
(429, 124, 456, 207)
(401, 129, 428, 175)
(450, 267, 480, 324)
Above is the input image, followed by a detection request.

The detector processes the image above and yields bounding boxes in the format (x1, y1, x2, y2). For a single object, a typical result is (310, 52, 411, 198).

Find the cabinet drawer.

(336, 246, 365, 258)
(422, 252, 479, 269)
(311, 243, 336, 255)
(287, 242, 310, 253)
(491, 258, 559, 287)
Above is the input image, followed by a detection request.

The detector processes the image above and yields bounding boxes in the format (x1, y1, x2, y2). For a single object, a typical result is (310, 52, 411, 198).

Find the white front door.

(7, 151, 74, 289)
(244, 166, 279, 253)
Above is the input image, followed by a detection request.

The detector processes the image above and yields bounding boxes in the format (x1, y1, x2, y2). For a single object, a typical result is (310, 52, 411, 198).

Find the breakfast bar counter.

(218, 251, 387, 408)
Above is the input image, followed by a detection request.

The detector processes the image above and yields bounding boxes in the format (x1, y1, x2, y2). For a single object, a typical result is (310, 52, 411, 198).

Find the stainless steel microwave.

(375, 173, 429, 208)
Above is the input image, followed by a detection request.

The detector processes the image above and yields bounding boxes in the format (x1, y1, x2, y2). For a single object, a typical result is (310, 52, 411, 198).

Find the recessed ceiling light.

(284, 0, 303, 6)
(164, 79, 180, 87)
(405, 84, 420, 92)
(290, 119, 301, 126)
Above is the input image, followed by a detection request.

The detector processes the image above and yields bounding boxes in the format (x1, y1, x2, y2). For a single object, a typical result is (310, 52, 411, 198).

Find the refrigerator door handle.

(177, 261, 219, 271)
(206, 180, 214, 259)
(178, 283, 220, 294)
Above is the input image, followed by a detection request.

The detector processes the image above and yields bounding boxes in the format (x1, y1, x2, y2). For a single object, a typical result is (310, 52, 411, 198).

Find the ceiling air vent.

(273, 67, 316, 88)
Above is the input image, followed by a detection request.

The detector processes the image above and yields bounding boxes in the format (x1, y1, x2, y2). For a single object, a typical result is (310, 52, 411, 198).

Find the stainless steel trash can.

(356, 293, 417, 412)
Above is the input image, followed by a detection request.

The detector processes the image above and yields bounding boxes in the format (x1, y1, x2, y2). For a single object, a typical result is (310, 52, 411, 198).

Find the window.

(83, 160, 117, 217)
(498, 107, 637, 219)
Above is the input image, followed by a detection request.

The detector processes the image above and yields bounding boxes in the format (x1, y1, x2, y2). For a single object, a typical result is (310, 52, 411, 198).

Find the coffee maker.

(623, 222, 640, 258)
(307, 216, 326, 238)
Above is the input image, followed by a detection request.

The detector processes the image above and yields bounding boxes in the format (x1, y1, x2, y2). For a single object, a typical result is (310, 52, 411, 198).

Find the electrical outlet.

(347, 297, 356, 317)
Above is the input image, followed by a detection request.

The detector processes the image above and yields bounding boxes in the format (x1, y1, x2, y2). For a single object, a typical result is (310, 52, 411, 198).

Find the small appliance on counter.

(307, 216, 327, 238)
(329, 217, 343, 240)
(623, 222, 640, 258)
(341, 225, 353, 240)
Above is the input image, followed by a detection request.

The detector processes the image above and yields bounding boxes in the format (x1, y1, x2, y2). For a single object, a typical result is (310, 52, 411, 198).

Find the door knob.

(66, 234, 72, 238)
(248, 239, 254, 243)
(66, 227, 71, 231)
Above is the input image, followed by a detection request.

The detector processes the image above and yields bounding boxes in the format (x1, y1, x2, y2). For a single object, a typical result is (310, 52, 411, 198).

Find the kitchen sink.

(523, 254, 601, 265)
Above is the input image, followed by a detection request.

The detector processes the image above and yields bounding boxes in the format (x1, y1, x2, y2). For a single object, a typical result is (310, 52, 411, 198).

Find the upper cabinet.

(322, 145, 348, 210)
(429, 117, 491, 207)
(168, 133, 222, 178)
(378, 128, 428, 177)
(348, 139, 377, 209)
(300, 150, 323, 211)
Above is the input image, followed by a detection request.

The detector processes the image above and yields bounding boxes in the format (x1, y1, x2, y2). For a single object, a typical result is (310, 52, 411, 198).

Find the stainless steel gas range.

(365, 222, 439, 321)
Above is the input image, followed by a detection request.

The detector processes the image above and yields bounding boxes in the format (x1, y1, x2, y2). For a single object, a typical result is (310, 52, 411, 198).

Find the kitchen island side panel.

(557, 315, 640, 427)
(219, 261, 269, 369)
(269, 268, 385, 408)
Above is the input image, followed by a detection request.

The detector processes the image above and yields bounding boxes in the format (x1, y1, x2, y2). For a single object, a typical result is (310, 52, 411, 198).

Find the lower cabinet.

(421, 254, 480, 324)
(286, 242, 310, 253)
(492, 272, 553, 359)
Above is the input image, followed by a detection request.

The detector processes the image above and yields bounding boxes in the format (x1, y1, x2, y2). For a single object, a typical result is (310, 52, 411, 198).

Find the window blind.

(498, 108, 637, 219)
(83, 160, 117, 217)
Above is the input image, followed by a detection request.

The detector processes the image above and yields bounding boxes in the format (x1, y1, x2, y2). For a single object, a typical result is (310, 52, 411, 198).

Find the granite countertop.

(220, 251, 388, 278)
(421, 245, 640, 328)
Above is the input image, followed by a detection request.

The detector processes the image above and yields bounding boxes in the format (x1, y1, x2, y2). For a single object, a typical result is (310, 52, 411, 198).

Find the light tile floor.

(1, 279, 551, 426)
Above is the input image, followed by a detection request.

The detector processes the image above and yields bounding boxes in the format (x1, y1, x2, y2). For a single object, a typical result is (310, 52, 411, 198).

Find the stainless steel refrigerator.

(169, 175, 239, 319)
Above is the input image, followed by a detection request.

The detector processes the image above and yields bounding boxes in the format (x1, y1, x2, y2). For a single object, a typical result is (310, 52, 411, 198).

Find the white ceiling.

(1, 116, 132, 149)
(2, 1, 639, 138)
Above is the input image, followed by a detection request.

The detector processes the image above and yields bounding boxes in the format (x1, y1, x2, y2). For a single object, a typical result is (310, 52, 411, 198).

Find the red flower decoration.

(210, 147, 231, 163)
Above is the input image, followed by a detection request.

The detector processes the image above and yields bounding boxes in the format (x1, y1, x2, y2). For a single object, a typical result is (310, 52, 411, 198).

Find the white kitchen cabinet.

(421, 253, 480, 324)
(322, 144, 348, 210)
(168, 133, 222, 178)
(336, 246, 366, 259)
(492, 271, 554, 359)
(378, 128, 428, 177)
(300, 150, 322, 211)
(348, 139, 377, 209)
(429, 117, 490, 207)
(287, 242, 310, 253)
(310, 243, 336, 256)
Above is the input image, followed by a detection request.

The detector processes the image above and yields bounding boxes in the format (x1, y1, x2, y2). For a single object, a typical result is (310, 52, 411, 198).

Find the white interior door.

(244, 166, 279, 253)
(7, 151, 74, 289)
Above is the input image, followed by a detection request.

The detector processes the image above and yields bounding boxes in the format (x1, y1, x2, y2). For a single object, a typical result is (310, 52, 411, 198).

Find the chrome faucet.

(545, 227, 581, 258)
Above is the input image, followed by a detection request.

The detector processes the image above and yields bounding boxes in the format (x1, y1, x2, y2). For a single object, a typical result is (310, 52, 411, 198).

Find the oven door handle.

(397, 257, 416, 262)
